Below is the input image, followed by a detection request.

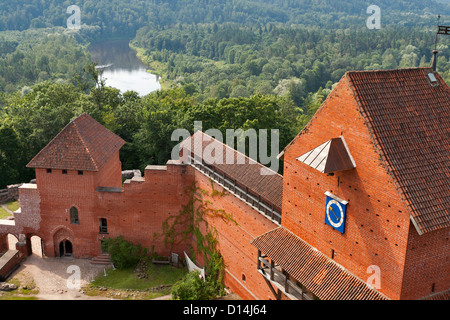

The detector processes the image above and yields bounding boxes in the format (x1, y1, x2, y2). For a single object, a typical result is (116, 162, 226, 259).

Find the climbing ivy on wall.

(155, 178, 237, 297)
(157, 178, 236, 262)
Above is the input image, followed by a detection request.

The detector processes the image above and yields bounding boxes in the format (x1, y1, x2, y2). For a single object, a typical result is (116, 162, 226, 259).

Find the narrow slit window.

(70, 207, 79, 224)
(99, 218, 108, 233)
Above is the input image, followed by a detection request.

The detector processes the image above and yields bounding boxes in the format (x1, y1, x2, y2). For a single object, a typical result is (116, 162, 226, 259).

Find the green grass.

(0, 207, 12, 219)
(92, 264, 186, 290)
(6, 201, 20, 212)
(0, 271, 39, 300)
(86, 260, 188, 299)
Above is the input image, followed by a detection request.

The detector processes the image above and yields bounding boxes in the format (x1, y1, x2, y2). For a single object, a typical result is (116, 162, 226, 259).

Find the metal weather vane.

(432, 15, 450, 71)
(437, 16, 450, 36)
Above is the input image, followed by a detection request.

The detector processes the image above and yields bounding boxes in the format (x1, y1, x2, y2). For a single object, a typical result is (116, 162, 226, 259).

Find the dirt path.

(10, 254, 113, 300)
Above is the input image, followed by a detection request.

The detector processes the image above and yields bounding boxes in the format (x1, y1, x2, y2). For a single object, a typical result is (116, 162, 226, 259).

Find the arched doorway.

(59, 240, 73, 257)
(30, 235, 44, 257)
(7, 234, 18, 250)
(53, 227, 74, 258)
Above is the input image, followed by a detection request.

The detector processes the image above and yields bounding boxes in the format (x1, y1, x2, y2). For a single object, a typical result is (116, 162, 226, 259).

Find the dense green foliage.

(1, 0, 448, 35)
(1, 0, 450, 190)
(133, 24, 450, 101)
(0, 74, 302, 188)
(172, 252, 225, 300)
(101, 236, 147, 269)
(0, 28, 92, 93)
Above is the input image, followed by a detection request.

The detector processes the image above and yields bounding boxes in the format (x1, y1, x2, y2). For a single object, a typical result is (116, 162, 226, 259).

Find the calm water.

(88, 40, 160, 96)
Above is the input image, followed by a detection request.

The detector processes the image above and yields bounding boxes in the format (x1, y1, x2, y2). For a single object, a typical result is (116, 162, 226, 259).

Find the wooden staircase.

(90, 254, 112, 265)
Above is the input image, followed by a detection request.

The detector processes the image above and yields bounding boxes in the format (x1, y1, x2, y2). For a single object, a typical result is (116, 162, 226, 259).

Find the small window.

(62, 169, 68, 175)
(78, 170, 84, 176)
(46, 169, 52, 174)
(70, 207, 79, 224)
(99, 218, 108, 233)
(427, 73, 439, 87)
(428, 73, 437, 83)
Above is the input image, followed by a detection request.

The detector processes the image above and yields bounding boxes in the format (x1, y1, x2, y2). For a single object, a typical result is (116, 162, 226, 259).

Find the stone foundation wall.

(0, 184, 22, 204)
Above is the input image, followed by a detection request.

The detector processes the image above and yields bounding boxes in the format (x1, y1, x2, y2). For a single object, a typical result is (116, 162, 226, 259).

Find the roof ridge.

(72, 115, 99, 171)
(197, 130, 283, 178)
(345, 67, 433, 75)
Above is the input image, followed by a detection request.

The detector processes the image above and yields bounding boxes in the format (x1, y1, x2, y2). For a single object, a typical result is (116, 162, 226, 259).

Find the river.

(88, 40, 161, 96)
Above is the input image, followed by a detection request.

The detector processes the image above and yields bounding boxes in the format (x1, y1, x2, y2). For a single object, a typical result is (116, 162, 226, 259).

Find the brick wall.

(95, 162, 194, 257)
(191, 169, 279, 300)
(0, 234, 6, 253)
(281, 77, 413, 300)
(0, 250, 21, 281)
(33, 157, 195, 258)
(34, 164, 98, 257)
(402, 226, 450, 299)
(95, 151, 123, 189)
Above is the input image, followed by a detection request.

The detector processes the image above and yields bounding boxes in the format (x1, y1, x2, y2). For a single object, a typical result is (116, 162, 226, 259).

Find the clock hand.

(329, 206, 339, 221)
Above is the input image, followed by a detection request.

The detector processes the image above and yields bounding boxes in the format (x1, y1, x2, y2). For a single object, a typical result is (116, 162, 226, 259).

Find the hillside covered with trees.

(1, 0, 450, 188)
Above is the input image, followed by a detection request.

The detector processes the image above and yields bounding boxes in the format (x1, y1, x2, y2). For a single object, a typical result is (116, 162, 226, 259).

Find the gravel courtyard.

(8, 254, 112, 300)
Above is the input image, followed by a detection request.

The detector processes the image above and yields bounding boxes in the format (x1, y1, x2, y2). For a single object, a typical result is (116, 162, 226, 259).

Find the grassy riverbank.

(129, 43, 171, 91)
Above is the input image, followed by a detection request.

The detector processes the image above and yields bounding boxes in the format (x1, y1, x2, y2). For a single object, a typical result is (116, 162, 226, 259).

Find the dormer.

(296, 136, 356, 175)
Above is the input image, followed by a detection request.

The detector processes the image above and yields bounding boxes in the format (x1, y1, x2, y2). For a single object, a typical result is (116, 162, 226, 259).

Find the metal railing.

(257, 253, 313, 300)
(188, 155, 282, 225)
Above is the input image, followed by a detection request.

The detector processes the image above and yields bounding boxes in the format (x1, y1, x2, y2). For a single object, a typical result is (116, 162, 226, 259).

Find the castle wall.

(34, 167, 97, 257)
(95, 151, 123, 189)
(191, 169, 280, 300)
(402, 225, 450, 299)
(95, 163, 194, 257)
(281, 77, 412, 300)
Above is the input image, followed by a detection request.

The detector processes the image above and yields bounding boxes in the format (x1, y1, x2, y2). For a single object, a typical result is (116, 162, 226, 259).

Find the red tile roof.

(27, 113, 125, 171)
(346, 68, 450, 235)
(251, 227, 388, 300)
(180, 131, 283, 210)
(422, 288, 450, 300)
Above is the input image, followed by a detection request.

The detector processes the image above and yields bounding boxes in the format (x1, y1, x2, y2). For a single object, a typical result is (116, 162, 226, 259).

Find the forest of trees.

(1, 0, 449, 34)
(1, 0, 450, 188)
(0, 72, 301, 188)
(132, 23, 450, 102)
(0, 28, 92, 93)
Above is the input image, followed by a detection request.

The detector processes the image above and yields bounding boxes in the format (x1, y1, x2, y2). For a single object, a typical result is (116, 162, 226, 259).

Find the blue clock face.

(325, 193, 347, 233)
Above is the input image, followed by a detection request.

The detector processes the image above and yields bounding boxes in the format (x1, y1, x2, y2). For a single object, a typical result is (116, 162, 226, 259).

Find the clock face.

(326, 200, 344, 228)
(324, 193, 347, 233)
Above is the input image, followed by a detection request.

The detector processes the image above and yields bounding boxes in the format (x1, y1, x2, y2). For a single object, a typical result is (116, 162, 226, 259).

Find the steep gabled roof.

(345, 68, 450, 235)
(27, 113, 125, 171)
